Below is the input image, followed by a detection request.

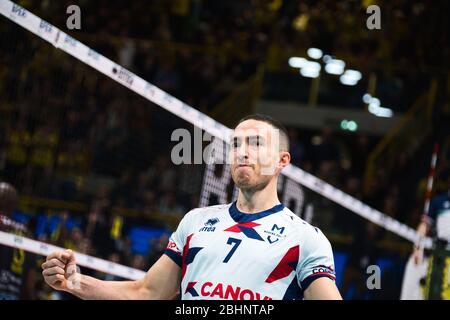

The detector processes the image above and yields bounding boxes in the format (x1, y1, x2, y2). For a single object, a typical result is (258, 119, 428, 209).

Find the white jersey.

(164, 202, 336, 300)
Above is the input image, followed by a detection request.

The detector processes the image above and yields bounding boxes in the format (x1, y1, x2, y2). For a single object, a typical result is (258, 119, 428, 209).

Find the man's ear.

(278, 151, 291, 169)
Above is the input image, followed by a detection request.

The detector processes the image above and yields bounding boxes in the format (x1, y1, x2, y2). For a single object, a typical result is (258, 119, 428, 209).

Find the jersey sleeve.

(164, 209, 195, 267)
(296, 226, 336, 291)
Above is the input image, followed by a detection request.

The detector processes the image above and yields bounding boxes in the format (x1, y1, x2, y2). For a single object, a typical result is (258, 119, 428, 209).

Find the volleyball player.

(42, 114, 342, 300)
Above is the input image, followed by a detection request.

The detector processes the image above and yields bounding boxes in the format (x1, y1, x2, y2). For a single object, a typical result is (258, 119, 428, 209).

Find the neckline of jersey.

(228, 201, 285, 223)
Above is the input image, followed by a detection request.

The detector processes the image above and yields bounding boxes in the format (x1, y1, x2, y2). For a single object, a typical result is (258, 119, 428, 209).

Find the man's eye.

(232, 140, 240, 148)
(249, 137, 262, 146)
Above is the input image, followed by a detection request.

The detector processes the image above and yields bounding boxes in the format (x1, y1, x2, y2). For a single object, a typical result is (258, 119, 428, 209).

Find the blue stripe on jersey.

(185, 247, 204, 265)
(164, 249, 182, 267)
(283, 275, 303, 300)
(229, 201, 285, 223)
(239, 226, 264, 241)
(429, 191, 450, 219)
(300, 274, 335, 292)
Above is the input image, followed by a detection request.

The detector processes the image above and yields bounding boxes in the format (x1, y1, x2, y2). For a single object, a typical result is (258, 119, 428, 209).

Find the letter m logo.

(271, 224, 285, 234)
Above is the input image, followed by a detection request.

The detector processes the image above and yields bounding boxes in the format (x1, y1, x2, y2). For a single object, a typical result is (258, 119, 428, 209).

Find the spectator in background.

(85, 195, 116, 259)
(51, 210, 70, 245)
(334, 176, 363, 235)
(311, 161, 340, 233)
(60, 110, 86, 144)
(349, 133, 371, 176)
(100, 252, 125, 281)
(111, 170, 135, 208)
(413, 173, 450, 265)
(65, 227, 84, 251)
(4, 120, 31, 186)
(363, 170, 387, 210)
(148, 234, 170, 266)
(147, 155, 178, 194)
(141, 190, 158, 219)
(287, 128, 306, 168)
(178, 163, 203, 211)
(312, 127, 340, 171)
(341, 222, 383, 300)
(133, 172, 151, 208)
(0, 182, 37, 300)
(159, 191, 184, 216)
(153, 59, 181, 96)
(29, 122, 58, 175)
(130, 254, 149, 272)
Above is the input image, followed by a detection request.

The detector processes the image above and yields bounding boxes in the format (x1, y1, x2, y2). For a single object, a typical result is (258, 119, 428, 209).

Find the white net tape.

(0, 230, 145, 280)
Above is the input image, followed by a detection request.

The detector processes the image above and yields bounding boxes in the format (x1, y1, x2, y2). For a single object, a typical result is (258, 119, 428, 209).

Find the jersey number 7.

(223, 237, 242, 263)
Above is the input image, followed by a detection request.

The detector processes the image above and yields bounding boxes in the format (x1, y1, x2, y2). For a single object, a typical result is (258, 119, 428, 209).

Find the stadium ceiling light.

(374, 106, 394, 118)
(307, 48, 323, 59)
(339, 74, 357, 86)
(362, 93, 372, 104)
(369, 97, 380, 106)
(325, 59, 345, 75)
(340, 119, 358, 131)
(340, 69, 362, 86)
(302, 61, 321, 72)
(343, 69, 362, 81)
(300, 61, 321, 78)
(323, 55, 332, 63)
(368, 103, 378, 114)
(347, 121, 358, 131)
(300, 69, 320, 78)
(288, 57, 307, 68)
(367, 97, 394, 118)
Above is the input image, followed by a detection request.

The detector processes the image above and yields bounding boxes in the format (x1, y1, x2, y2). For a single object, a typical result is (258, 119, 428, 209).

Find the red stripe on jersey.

(224, 221, 261, 233)
(265, 245, 299, 283)
(181, 234, 194, 280)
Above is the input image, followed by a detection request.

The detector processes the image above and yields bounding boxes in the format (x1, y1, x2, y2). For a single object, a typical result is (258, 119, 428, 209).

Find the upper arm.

(304, 277, 342, 300)
(138, 254, 181, 299)
(297, 227, 338, 296)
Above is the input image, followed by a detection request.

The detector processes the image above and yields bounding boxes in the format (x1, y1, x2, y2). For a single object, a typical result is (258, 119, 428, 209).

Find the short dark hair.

(236, 114, 290, 151)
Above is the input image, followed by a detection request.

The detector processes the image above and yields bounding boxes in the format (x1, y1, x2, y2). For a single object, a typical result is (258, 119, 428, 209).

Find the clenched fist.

(42, 249, 80, 291)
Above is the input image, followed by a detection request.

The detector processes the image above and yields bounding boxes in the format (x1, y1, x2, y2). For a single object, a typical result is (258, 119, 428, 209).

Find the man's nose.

(236, 141, 249, 160)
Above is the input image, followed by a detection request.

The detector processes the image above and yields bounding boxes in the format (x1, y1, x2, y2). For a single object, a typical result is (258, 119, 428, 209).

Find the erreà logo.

(205, 218, 219, 226)
(199, 218, 219, 232)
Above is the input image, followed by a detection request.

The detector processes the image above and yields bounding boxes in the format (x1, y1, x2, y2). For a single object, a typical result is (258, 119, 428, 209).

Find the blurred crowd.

(12, 0, 448, 110)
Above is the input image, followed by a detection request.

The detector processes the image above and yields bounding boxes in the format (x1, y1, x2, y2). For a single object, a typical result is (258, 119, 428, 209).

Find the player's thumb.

(63, 250, 77, 274)
(64, 250, 81, 290)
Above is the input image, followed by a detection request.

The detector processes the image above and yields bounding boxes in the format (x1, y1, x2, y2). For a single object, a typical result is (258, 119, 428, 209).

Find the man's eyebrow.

(248, 135, 265, 141)
(230, 136, 240, 144)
